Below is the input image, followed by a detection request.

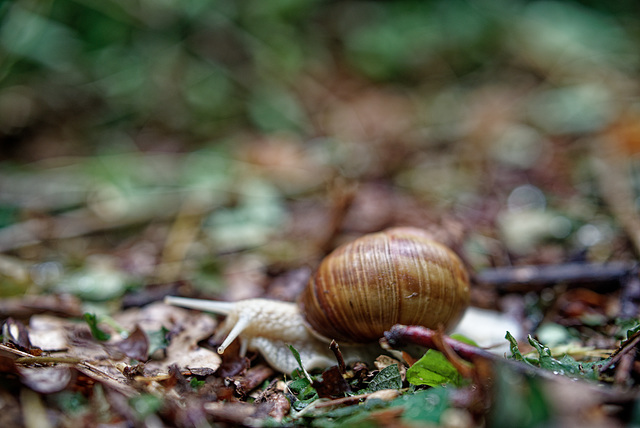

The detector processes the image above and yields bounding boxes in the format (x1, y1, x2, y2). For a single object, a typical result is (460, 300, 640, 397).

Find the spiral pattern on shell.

(297, 227, 470, 343)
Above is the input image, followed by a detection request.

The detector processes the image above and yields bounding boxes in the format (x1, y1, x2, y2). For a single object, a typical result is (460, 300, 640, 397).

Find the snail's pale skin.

(164, 227, 470, 373)
(163, 296, 373, 373)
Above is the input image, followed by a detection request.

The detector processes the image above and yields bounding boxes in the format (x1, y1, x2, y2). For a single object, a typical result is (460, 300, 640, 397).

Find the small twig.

(230, 364, 275, 398)
(598, 330, 640, 373)
(475, 261, 637, 294)
(329, 340, 346, 375)
(430, 330, 475, 379)
(253, 378, 280, 403)
(613, 350, 636, 385)
(385, 324, 495, 363)
(311, 389, 401, 409)
(620, 266, 640, 319)
(15, 356, 82, 365)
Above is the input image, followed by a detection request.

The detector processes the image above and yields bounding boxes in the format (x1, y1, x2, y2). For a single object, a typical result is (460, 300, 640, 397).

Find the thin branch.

(475, 261, 637, 294)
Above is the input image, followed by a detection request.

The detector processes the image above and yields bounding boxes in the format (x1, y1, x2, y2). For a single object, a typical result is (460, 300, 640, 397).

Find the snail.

(164, 227, 470, 373)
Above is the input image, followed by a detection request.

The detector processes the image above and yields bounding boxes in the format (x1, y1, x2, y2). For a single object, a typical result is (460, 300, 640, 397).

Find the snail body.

(164, 227, 470, 373)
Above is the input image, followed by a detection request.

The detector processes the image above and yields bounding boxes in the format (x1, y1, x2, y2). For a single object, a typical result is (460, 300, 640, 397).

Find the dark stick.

(329, 340, 347, 375)
(619, 266, 640, 319)
(475, 261, 637, 294)
(230, 364, 275, 398)
(384, 324, 495, 362)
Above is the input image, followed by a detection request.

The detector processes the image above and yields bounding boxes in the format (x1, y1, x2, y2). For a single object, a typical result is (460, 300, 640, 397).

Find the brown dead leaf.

(17, 304, 220, 397)
(312, 365, 350, 398)
(211, 337, 248, 378)
(265, 392, 290, 422)
(126, 303, 220, 375)
(2, 318, 37, 354)
(116, 325, 148, 362)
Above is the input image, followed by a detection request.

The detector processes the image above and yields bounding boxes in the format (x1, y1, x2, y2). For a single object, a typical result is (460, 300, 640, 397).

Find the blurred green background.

(2, 0, 639, 157)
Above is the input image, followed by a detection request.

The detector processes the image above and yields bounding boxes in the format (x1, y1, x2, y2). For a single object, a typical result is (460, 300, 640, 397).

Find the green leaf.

(391, 388, 451, 424)
(505, 331, 536, 365)
(287, 358, 318, 412)
(129, 394, 163, 420)
(490, 365, 552, 428)
(190, 377, 205, 390)
(289, 377, 318, 412)
(288, 344, 313, 382)
(527, 335, 607, 380)
(313, 393, 396, 426)
(366, 364, 402, 392)
(316, 387, 453, 426)
(508, 333, 609, 381)
(613, 318, 640, 342)
(83, 313, 111, 341)
(450, 333, 478, 346)
(627, 323, 640, 339)
(147, 326, 170, 357)
(406, 350, 464, 387)
(288, 344, 304, 371)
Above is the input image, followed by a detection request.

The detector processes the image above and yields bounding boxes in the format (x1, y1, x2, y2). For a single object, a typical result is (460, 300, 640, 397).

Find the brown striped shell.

(297, 227, 470, 343)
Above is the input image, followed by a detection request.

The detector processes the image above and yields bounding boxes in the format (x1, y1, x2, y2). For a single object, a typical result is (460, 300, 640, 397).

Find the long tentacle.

(217, 316, 251, 354)
(164, 296, 236, 315)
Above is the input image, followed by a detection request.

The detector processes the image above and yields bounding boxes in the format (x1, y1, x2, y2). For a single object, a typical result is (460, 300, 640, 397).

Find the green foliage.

(190, 377, 205, 390)
(50, 391, 89, 415)
(146, 326, 170, 357)
(283, 343, 465, 425)
(295, 384, 453, 427)
(288, 376, 318, 412)
(0, 0, 324, 140)
(506, 332, 609, 381)
(55, 264, 131, 301)
(406, 349, 465, 387)
(285, 347, 406, 421)
(129, 394, 163, 420)
(389, 388, 450, 424)
(288, 345, 309, 377)
(308, 397, 392, 428)
(506, 331, 526, 362)
(615, 318, 640, 340)
(0, 204, 19, 228)
(206, 178, 286, 251)
(3, 0, 635, 145)
(286, 345, 317, 411)
(363, 364, 402, 393)
(406, 333, 475, 387)
(83, 313, 111, 341)
(342, 1, 497, 80)
(489, 366, 551, 428)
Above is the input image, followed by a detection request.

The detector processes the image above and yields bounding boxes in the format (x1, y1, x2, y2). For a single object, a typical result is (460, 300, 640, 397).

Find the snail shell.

(298, 227, 470, 343)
